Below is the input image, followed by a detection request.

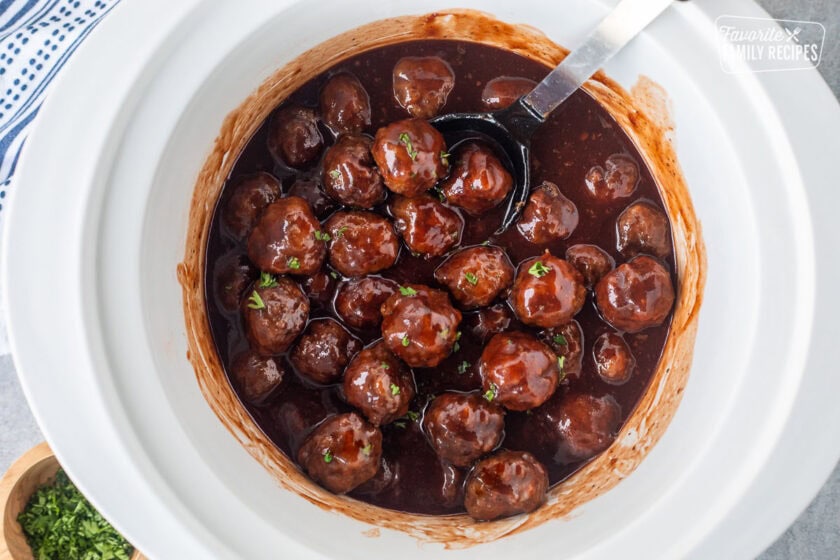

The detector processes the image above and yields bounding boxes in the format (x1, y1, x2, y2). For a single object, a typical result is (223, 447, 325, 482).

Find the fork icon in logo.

(785, 26, 802, 43)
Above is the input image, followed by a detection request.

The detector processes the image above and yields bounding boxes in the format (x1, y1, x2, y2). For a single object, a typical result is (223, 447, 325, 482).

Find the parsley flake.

(329, 169, 341, 180)
(361, 443, 372, 456)
(314, 230, 331, 242)
(553, 334, 568, 346)
(484, 383, 498, 402)
(406, 411, 420, 422)
(401, 335, 410, 347)
(323, 450, 333, 463)
(528, 260, 551, 277)
(258, 271, 279, 288)
(381, 361, 390, 370)
(398, 132, 419, 160)
(334, 226, 348, 238)
(557, 355, 566, 371)
(247, 290, 266, 310)
(330, 271, 339, 280)
(399, 286, 417, 296)
(457, 360, 470, 374)
(464, 272, 478, 286)
(439, 328, 450, 339)
(390, 383, 401, 396)
(394, 420, 407, 429)
(440, 150, 450, 165)
(287, 256, 301, 270)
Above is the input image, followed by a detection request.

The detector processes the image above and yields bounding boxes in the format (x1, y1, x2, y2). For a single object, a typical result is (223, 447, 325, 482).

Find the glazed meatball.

(380, 284, 462, 368)
(247, 197, 326, 276)
(213, 253, 255, 313)
(343, 342, 415, 426)
(301, 269, 336, 308)
(390, 194, 463, 257)
(593, 332, 635, 385)
(464, 450, 549, 521)
(322, 134, 386, 208)
(392, 56, 455, 118)
(440, 142, 513, 216)
(287, 178, 336, 218)
(372, 119, 449, 197)
(222, 173, 281, 239)
(466, 303, 513, 343)
(509, 253, 586, 328)
(540, 393, 621, 463)
(320, 72, 371, 134)
(540, 320, 584, 379)
(479, 331, 560, 411)
(481, 76, 537, 110)
(516, 181, 579, 244)
(616, 201, 671, 259)
(595, 255, 675, 333)
(423, 392, 505, 467)
(290, 319, 362, 385)
(584, 153, 639, 201)
(229, 350, 284, 403)
(324, 211, 400, 277)
(242, 276, 309, 355)
(565, 244, 615, 288)
(334, 276, 398, 330)
(434, 246, 514, 309)
(267, 105, 324, 168)
(297, 412, 383, 494)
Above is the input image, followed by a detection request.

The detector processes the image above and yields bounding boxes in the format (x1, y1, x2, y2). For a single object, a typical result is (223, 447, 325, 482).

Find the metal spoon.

(431, 0, 674, 233)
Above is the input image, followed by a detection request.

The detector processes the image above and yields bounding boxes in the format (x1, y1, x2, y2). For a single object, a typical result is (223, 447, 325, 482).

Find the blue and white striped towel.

(0, 0, 119, 355)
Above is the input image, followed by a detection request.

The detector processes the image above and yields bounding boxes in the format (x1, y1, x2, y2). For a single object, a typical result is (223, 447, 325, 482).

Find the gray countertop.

(1, 1, 839, 558)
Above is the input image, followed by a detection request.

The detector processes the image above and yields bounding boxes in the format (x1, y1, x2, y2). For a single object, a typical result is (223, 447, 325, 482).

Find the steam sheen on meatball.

(423, 392, 505, 467)
(322, 134, 386, 209)
(464, 450, 549, 521)
(390, 194, 463, 257)
(372, 119, 449, 197)
(565, 244, 615, 288)
(517, 181, 579, 244)
(290, 319, 362, 385)
(297, 412, 383, 494)
(480, 76, 537, 110)
(380, 284, 462, 368)
(324, 211, 400, 277)
(509, 253, 586, 328)
(593, 332, 635, 385)
(616, 201, 672, 259)
(334, 276, 398, 330)
(584, 153, 639, 202)
(479, 331, 560, 411)
(440, 142, 513, 216)
(247, 197, 326, 276)
(343, 342, 415, 426)
(392, 56, 455, 118)
(434, 246, 514, 309)
(267, 105, 324, 168)
(241, 276, 309, 355)
(229, 350, 284, 403)
(320, 72, 371, 134)
(595, 255, 675, 333)
(222, 173, 281, 240)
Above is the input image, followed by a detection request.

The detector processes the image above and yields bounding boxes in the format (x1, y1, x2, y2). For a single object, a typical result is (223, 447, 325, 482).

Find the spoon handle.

(522, 0, 673, 119)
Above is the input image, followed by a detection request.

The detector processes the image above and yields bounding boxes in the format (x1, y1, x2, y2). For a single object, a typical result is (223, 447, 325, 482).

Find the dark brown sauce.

(204, 40, 675, 515)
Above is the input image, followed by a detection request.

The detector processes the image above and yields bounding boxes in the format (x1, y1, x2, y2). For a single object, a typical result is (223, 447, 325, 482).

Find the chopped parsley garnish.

(484, 383, 498, 402)
(361, 443, 372, 456)
(401, 335, 410, 347)
(553, 334, 568, 346)
(330, 271, 339, 280)
(258, 271, 278, 288)
(439, 328, 450, 339)
(329, 169, 341, 180)
(406, 411, 420, 422)
(481, 240, 491, 246)
(390, 383, 401, 396)
(457, 360, 470, 374)
(398, 132, 419, 160)
(452, 330, 462, 353)
(247, 290, 266, 310)
(381, 361, 390, 370)
(334, 226, 348, 238)
(432, 187, 446, 202)
(17, 469, 134, 560)
(314, 230, 331, 242)
(528, 260, 551, 277)
(399, 285, 417, 296)
(557, 355, 566, 371)
(464, 272, 478, 286)
(393, 420, 407, 429)
(287, 256, 301, 270)
(440, 150, 450, 165)
(323, 450, 333, 463)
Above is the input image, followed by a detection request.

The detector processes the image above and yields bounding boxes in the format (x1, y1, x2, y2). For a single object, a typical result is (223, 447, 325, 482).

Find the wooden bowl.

(0, 443, 145, 560)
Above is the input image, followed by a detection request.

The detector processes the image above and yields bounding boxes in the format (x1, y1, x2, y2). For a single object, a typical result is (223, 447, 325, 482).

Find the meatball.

(481, 76, 537, 110)
(247, 197, 326, 276)
(517, 181, 579, 244)
(380, 284, 462, 368)
(334, 276, 398, 330)
(540, 393, 621, 463)
(297, 412, 383, 494)
(423, 392, 505, 467)
(595, 255, 675, 333)
(540, 320, 584, 379)
(565, 244, 615, 288)
(229, 350, 284, 403)
(466, 303, 513, 343)
(242, 276, 309, 355)
(509, 253, 586, 328)
(322, 134, 386, 209)
(479, 331, 560, 411)
(392, 56, 455, 118)
(440, 142, 513, 216)
(222, 173, 281, 239)
(290, 319, 362, 385)
(593, 332, 635, 385)
(434, 246, 514, 309)
(267, 105, 324, 168)
(616, 201, 671, 259)
(324, 211, 400, 277)
(301, 269, 336, 308)
(584, 153, 639, 201)
(343, 342, 415, 426)
(319, 72, 371, 134)
(287, 178, 336, 218)
(390, 194, 463, 257)
(464, 450, 549, 521)
(213, 253, 254, 313)
(372, 119, 449, 197)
